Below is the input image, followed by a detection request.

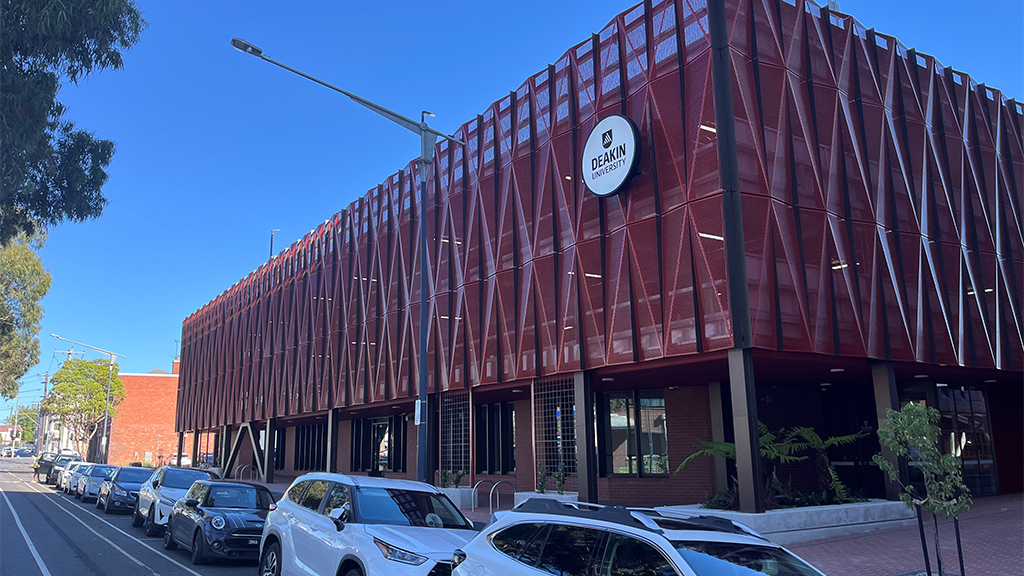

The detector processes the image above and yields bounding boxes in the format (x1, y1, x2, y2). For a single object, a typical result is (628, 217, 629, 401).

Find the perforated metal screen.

(534, 376, 577, 477)
(440, 391, 470, 474)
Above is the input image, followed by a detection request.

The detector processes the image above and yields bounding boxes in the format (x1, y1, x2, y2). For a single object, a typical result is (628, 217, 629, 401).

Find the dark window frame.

(598, 389, 669, 478)
(351, 415, 407, 473)
(475, 401, 516, 475)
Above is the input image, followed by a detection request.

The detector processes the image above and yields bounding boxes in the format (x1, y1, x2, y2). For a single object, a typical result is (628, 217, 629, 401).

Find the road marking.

(0, 483, 54, 576)
(14, 473, 206, 576)
(15, 477, 159, 574)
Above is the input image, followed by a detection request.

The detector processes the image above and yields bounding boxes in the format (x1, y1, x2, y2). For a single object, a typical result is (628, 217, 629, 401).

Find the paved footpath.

(790, 493, 1023, 576)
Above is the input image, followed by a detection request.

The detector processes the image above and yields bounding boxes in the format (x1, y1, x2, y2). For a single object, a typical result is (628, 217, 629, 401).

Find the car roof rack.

(511, 498, 664, 534)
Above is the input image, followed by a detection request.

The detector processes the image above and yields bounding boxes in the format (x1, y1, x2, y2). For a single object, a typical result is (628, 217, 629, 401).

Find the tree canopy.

(0, 0, 146, 245)
(40, 358, 124, 455)
(0, 232, 51, 398)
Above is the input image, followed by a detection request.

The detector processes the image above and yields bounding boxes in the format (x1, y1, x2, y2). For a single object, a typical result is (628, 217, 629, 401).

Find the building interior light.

(984, 288, 993, 293)
(602, 377, 615, 382)
(698, 232, 725, 241)
(820, 382, 831, 387)
(564, 325, 574, 330)
(984, 379, 997, 383)
(915, 374, 928, 379)
(830, 368, 845, 373)
(936, 382, 948, 387)
(584, 273, 602, 279)
(564, 175, 572, 180)
(699, 124, 717, 133)
(512, 389, 524, 393)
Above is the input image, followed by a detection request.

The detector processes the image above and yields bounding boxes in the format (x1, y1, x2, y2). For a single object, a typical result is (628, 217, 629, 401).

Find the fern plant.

(676, 421, 808, 478)
(788, 426, 867, 503)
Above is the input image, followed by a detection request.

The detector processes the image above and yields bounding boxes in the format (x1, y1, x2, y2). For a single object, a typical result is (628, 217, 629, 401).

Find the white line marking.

(0, 483, 54, 576)
(13, 473, 206, 576)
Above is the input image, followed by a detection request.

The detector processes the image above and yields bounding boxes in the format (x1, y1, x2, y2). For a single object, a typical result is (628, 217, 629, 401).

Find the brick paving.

(789, 494, 1023, 576)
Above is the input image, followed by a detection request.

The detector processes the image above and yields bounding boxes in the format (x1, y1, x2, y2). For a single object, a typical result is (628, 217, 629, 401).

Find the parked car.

(35, 452, 58, 479)
(451, 498, 827, 576)
(77, 464, 117, 503)
(98, 466, 155, 514)
(2, 446, 13, 458)
(258, 473, 476, 576)
(70, 464, 93, 498)
(167, 453, 192, 468)
(59, 461, 84, 492)
(47, 454, 82, 485)
(163, 479, 275, 564)
(16, 447, 36, 457)
(133, 466, 218, 536)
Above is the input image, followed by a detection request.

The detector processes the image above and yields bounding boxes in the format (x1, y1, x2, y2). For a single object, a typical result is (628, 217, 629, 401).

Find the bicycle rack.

(471, 479, 495, 512)
(489, 480, 516, 516)
(234, 464, 257, 480)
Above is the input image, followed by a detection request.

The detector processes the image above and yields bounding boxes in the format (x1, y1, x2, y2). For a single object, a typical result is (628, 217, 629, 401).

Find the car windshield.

(91, 465, 117, 478)
(674, 541, 823, 576)
(54, 456, 75, 466)
(78, 465, 93, 475)
(204, 485, 275, 509)
(353, 487, 471, 529)
(117, 468, 154, 483)
(40, 453, 56, 462)
(162, 468, 213, 489)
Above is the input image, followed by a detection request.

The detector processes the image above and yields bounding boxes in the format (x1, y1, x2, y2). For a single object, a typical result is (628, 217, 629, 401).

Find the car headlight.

(211, 516, 226, 530)
(113, 486, 128, 497)
(373, 538, 428, 565)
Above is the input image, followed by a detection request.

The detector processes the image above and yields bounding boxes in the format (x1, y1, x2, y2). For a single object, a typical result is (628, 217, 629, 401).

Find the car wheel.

(190, 530, 208, 565)
(344, 568, 363, 576)
(131, 502, 145, 527)
(163, 520, 178, 550)
(259, 541, 281, 576)
(95, 496, 102, 508)
(144, 506, 162, 537)
(103, 498, 114, 515)
(74, 489, 81, 500)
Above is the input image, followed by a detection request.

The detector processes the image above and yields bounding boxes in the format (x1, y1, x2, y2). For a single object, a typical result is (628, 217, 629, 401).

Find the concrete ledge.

(657, 499, 916, 545)
(441, 487, 476, 508)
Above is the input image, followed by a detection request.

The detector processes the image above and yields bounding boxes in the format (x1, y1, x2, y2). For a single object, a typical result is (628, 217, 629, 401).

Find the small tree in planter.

(553, 464, 568, 495)
(450, 470, 465, 488)
(873, 402, 971, 575)
(438, 469, 451, 488)
(535, 467, 551, 494)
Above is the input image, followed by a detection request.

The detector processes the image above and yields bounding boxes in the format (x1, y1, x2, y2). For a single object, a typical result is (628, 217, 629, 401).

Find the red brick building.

(108, 361, 193, 466)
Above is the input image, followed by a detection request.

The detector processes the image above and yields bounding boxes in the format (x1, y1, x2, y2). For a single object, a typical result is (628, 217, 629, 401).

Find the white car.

(258, 473, 478, 576)
(76, 464, 117, 503)
(452, 498, 827, 576)
(68, 463, 94, 495)
(168, 453, 192, 467)
(59, 461, 84, 492)
(133, 466, 217, 537)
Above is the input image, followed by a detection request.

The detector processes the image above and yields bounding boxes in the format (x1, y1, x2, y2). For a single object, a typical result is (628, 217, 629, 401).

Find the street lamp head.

(421, 110, 436, 122)
(231, 37, 264, 58)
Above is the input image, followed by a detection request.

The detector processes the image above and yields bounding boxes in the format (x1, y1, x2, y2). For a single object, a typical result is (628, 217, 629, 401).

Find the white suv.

(133, 466, 218, 536)
(452, 499, 827, 576)
(259, 473, 478, 576)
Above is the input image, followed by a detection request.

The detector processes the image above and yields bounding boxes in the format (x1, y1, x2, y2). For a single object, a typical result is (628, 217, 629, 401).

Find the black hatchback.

(163, 479, 275, 565)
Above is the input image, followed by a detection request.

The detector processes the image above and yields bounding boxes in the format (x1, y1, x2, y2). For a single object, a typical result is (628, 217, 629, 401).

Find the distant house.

(0, 425, 24, 444)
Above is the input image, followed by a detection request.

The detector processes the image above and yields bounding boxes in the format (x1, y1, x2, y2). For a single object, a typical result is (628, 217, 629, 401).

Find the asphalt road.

(0, 458, 259, 576)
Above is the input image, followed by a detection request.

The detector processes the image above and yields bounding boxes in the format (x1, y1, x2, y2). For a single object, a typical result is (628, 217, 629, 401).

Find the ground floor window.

(475, 402, 516, 474)
(351, 415, 407, 473)
(274, 428, 286, 470)
(294, 423, 328, 471)
(599, 389, 668, 476)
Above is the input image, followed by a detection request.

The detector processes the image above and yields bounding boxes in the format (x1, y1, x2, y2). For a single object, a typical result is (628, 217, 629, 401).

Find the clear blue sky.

(7, 0, 1022, 413)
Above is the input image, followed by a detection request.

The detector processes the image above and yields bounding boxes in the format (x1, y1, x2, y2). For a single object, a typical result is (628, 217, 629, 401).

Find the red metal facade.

(177, 0, 1023, 432)
(723, 0, 1023, 368)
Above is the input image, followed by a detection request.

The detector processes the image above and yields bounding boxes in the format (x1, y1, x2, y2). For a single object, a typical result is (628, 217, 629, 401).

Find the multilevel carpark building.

(177, 0, 1023, 512)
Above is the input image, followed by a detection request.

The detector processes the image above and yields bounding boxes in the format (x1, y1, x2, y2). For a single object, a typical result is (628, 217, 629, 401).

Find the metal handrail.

(489, 480, 516, 516)
(471, 479, 495, 512)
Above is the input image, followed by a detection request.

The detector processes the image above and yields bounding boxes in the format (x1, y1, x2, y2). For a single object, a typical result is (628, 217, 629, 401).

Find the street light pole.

(231, 37, 463, 484)
(270, 229, 281, 260)
(49, 335, 126, 464)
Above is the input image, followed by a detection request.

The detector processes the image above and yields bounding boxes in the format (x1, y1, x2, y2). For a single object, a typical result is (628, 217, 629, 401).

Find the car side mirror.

(185, 498, 199, 507)
(328, 507, 345, 531)
(152, 479, 160, 488)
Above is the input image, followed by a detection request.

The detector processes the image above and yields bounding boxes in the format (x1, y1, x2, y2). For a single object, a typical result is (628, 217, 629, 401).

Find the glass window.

(287, 480, 310, 504)
(518, 524, 550, 567)
(116, 467, 153, 483)
(490, 523, 543, 557)
(322, 483, 352, 520)
(162, 468, 214, 489)
(476, 402, 517, 475)
(205, 485, 272, 509)
(91, 465, 117, 478)
(674, 540, 821, 576)
(353, 487, 471, 529)
(639, 392, 668, 474)
(601, 390, 668, 476)
(186, 482, 205, 500)
(299, 480, 330, 511)
(601, 533, 676, 576)
(537, 524, 605, 576)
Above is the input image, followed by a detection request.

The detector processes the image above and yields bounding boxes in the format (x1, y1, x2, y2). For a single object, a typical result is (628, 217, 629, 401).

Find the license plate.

(248, 539, 259, 546)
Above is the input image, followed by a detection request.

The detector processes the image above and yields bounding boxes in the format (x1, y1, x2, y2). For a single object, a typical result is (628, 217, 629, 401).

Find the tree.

(40, 358, 124, 456)
(0, 232, 51, 398)
(5, 405, 36, 442)
(0, 0, 146, 245)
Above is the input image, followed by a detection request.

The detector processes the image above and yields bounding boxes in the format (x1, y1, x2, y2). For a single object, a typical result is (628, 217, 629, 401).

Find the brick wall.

(108, 367, 192, 466)
(596, 385, 715, 506)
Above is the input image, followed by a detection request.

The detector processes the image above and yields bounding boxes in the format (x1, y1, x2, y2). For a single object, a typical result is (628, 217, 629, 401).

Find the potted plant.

(438, 470, 475, 508)
(515, 465, 578, 505)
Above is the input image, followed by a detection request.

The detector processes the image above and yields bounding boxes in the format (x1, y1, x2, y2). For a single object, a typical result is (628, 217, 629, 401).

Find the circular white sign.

(581, 114, 640, 197)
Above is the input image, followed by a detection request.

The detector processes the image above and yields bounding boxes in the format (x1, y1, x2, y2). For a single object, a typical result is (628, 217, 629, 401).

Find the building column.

(708, 381, 729, 493)
(191, 432, 200, 467)
(326, 408, 340, 473)
(220, 424, 232, 474)
(573, 371, 598, 503)
(871, 361, 907, 500)
(176, 432, 185, 467)
(262, 419, 276, 484)
(728, 348, 765, 513)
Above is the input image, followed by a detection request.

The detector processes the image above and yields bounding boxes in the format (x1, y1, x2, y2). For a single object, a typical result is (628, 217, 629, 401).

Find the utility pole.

(44, 349, 84, 453)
